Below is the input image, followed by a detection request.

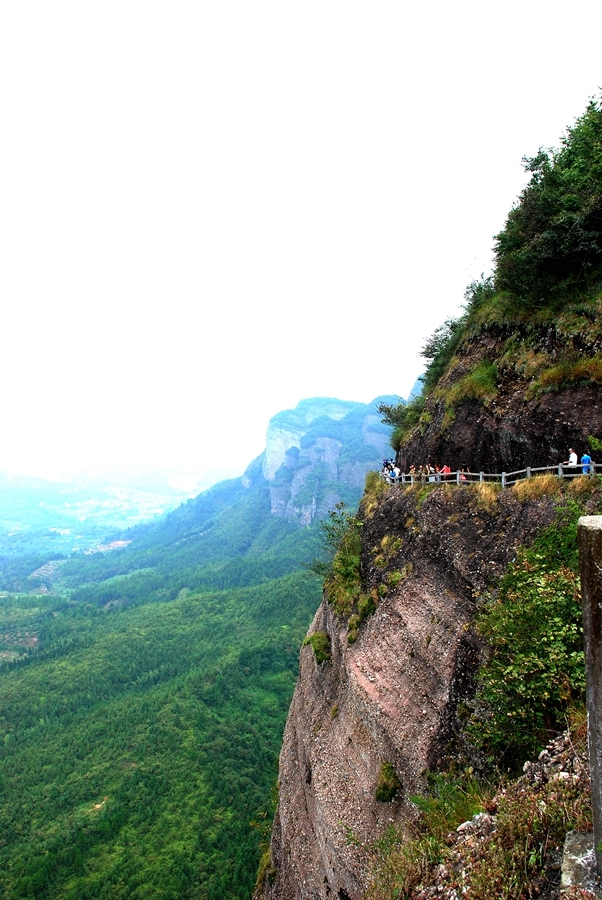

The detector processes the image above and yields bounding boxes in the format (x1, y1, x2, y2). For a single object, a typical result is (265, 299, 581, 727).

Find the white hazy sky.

(1, 1, 601, 484)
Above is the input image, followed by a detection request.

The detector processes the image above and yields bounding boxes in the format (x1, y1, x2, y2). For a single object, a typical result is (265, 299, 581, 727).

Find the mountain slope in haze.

(51, 396, 395, 603)
(0, 395, 395, 900)
(0, 467, 215, 559)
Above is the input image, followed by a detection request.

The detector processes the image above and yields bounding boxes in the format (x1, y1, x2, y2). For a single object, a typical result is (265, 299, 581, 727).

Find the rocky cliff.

(258, 327, 602, 899)
(397, 313, 602, 474)
(258, 480, 568, 900)
(254, 397, 397, 527)
(257, 103, 602, 899)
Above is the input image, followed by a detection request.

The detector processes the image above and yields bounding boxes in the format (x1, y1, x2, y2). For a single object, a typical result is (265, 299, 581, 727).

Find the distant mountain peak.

(257, 396, 398, 526)
(262, 398, 362, 481)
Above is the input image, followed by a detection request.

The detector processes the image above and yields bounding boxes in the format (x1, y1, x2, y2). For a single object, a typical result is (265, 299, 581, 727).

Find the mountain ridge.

(256, 98, 602, 900)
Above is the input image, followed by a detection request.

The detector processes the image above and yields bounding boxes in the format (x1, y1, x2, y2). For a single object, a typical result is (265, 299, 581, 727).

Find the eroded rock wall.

(259, 484, 560, 900)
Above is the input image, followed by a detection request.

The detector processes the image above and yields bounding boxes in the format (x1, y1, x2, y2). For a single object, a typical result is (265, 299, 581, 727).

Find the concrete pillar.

(578, 515, 602, 877)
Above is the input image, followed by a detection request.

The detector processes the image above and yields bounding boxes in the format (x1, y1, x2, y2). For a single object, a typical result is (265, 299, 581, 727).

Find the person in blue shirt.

(581, 452, 592, 474)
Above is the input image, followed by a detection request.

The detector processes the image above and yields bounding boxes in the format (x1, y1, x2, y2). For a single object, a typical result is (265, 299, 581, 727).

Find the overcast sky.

(1, 1, 601, 486)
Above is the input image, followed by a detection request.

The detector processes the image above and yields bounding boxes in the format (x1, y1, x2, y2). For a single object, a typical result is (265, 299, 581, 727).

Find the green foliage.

(362, 470, 387, 516)
(467, 503, 586, 768)
(420, 319, 465, 395)
(358, 592, 376, 619)
(527, 353, 602, 396)
(442, 360, 498, 408)
(327, 520, 362, 618)
(302, 631, 331, 664)
(0, 572, 319, 900)
(316, 506, 381, 643)
(255, 849, 277, 891)
(309, 503, 364, 624)
(376, 398, 408, 428)
(413, 774, 485, 839)
(308, 502, 360, 580)
(368, 774, 486, 899)
(379, 396, 426, 450)
(495, 96, 602, 305)
(368, 735, 590, 900)
(0, 466, 327, 900)
(347, 614, 361, 644)
(0, 570, 320, 900)
(589, 434, 602, 453)
(467, 761, 590, 900)
(375, 762, 401, 802)
(463, 274, 496, 317)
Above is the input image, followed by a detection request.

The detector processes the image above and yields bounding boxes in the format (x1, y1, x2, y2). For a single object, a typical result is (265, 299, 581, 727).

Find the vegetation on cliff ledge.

(380, 95, 602, 451)
(467, 494, 589, 769)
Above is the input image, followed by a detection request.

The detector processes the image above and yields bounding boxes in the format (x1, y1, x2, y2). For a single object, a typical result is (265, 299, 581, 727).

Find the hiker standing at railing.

(582, 452, 593, 474)
(563, 448, 579, 473)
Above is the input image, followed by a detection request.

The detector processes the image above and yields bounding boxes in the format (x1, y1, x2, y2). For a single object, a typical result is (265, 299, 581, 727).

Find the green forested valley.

(0, 478, 326, 899)
(0, 564, 321, 899)
(0, 398, 391, 898)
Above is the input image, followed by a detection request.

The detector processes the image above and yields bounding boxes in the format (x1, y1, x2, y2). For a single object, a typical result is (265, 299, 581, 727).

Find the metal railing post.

(479, 472, 484, 483)
(526, 467, 531, 479)
(501, 472, 506, 488)
(558, 463, 563, 477)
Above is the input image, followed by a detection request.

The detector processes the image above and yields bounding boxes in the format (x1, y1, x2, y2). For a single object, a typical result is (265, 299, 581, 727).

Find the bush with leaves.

(467, 503, 586, 769)
(495, 96, 602, 305)
(302, 631, 331, 664)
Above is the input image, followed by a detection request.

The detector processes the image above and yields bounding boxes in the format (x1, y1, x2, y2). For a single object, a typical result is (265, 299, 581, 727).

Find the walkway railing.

(379, 463, 600, 488)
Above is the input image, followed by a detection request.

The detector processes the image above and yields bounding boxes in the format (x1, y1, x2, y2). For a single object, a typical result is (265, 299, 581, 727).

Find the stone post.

(578, 515, 602, 877)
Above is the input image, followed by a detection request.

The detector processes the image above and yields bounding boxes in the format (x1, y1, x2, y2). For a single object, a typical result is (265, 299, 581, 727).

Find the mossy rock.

(302, 631, 331, 664)
(375, 762, 402, 802)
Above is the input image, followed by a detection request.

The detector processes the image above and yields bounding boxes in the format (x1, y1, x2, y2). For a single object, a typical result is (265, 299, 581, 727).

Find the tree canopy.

(495, 96, 602, 305)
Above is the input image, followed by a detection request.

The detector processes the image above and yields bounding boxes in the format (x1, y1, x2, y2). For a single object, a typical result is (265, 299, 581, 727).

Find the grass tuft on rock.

(302, 631, 331, 664)
(375, 762, 402, 802)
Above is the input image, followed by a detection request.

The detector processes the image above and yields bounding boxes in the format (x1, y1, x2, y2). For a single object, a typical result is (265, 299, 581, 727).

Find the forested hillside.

(0, 396, 393, 899)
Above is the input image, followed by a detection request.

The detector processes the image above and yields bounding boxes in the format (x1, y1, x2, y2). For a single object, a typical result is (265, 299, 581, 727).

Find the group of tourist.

(381, 447, 597, 482)
(382, 459, 466, 482)
(563, 448, 593, 474)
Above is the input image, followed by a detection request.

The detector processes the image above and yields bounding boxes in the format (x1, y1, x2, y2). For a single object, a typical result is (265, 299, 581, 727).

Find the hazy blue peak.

(369, 394, 404, 407)
(268, 397, 361, 431)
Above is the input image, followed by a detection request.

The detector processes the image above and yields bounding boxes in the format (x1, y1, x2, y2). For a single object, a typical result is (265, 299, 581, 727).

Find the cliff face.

(262, 400, 360, 482)
(260, 484, 559, 900)
(399, 315, 602, 473)
(257, 397, 396, 527)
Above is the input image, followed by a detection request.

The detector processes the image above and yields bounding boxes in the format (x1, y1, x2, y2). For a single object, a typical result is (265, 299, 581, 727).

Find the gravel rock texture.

(257, 484, 573, 900)
(410, 731, 593, 900)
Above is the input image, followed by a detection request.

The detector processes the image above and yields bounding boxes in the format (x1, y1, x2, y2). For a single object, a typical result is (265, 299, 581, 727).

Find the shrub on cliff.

(302, 631, 331, 664)
(375, 763, 402, 802)
(467, 501, 587, 769)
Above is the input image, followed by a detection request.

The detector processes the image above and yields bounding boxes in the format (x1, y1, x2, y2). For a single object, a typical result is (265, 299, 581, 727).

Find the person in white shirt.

(563, 448, 578, 469)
